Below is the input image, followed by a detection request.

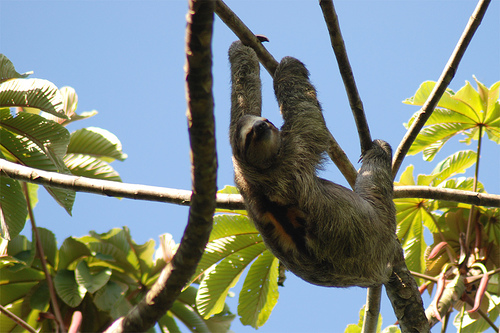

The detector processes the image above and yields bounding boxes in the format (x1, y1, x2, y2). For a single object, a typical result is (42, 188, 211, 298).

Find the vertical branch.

(361, 285, 381, 333)
(22, 182, 66, 333)
(319, 0, 372, 154)
(392, 0, 491, 178)
(104, 0, 217, 331)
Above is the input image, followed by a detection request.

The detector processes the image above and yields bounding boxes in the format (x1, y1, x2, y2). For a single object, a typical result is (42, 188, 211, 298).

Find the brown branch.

(319, 0, 372, 154)
(385, 249, 430, 332)
(104, 0, 217, 331)
(394, 186, 500, 208)
(215, 0, 278, 76)
(361, 285, 382, 333)
(328, 133, 357, 188)
(0, 304, 37, 333)
(22, 182, 66, 333)
(392, 0, 492, 178)
(2, 159, 500, 209)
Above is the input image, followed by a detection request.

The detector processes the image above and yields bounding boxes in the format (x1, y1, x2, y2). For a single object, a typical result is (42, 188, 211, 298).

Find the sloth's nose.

(253, 120, 268, 135)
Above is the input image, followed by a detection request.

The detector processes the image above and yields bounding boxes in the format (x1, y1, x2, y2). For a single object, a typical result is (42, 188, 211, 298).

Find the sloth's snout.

(253, 120, 269, 137)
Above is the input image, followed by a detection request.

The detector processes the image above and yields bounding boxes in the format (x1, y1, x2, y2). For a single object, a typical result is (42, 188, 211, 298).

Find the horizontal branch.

(2, 159, 499, 208)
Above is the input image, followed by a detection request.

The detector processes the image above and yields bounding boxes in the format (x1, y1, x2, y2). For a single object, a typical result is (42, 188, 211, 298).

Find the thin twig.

(319, 0, 372, 154)
(22, 182, 66, 333)
(2, 159, 500, 208)
(0, 304, 37, 333)
(392, 0, 491, 178)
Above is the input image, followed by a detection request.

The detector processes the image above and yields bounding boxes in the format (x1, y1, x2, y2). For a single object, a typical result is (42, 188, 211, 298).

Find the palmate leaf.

(68, 127, 127, 162)
(417, 150, 477, 186)
(408, 122, 474, 161)
(0, 78, 67, 119)
(404, 78, 500, 159)
(0, 54, 32, 82)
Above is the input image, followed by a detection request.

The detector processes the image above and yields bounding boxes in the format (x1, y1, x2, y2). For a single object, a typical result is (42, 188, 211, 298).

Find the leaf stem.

(465, 124, 483, 249)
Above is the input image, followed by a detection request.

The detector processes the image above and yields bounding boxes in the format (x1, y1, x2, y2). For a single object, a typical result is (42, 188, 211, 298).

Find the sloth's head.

(233, 115, 281, 169)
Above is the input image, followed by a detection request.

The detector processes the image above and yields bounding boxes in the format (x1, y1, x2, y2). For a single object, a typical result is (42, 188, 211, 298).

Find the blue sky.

(1, 1, 499, 332)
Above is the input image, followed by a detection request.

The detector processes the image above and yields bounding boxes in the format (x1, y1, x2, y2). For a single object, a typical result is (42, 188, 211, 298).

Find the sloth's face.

(236, 115, 280, 169)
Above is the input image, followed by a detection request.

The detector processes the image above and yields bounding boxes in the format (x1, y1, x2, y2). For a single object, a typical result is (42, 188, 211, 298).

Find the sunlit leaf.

(238, 251, 279, 328)
(196, 242, 266, 318)
(67, 127, 127, 162)
(54, 269, 86, 307)
(0, 78, 67, 119)
(64, 153, 122, 181)
(0, 54, 32, 82)
(58, 236, 91, 270)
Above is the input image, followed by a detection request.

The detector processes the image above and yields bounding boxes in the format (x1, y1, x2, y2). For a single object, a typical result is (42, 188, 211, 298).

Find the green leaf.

(408, 122, 474, 161)
(238, 251, 279, 328)
(29, 280, 50, 311)
(93, 281, 124, 312)
(41, 86, 98, 125)
(453, 294, 500, 333)
(0, 109, 75, 214)
(193, 233, 263, 283)
(0, 78, 67, 119)
(58, 237, 91, 270)
(64, 153, 122, 181)
(75, 260, 112, 293)
(210, 214, 258, 241)
(394, 165, 415, 186)
(171, 300, 211, 333)
(0, 175, 27, 240)
(54, 269, 86, 307)
(395, 199, 432, 275)
(417, 150, 477, 186)
(196, 242, 267, 318)
(36, 227, 57, 267)
(0, 54, 32, 82)
(0, 279, 39, 305)
(67, 127, 127, 162)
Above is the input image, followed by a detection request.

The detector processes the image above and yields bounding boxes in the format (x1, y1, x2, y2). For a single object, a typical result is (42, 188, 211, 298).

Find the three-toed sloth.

(229, 41, 399, 288)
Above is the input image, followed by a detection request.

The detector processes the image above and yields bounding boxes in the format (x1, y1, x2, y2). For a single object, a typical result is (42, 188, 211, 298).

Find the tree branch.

(385, 249, 430, 332)
(392, 0, 492, 178)
(215, 0, 358, 188)
(104, 0, 217, 331)
(215, 0, 278, 76)
(361, 285, 382, 333)
(319, 0, 372, 154)
(2, 159, 500, 209)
